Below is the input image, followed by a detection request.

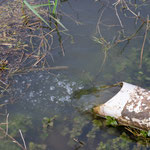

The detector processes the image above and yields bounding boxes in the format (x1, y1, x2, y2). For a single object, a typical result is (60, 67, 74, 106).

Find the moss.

(8, 114, 32, 137)
(96, 132, 131, 150)
(29, 142, 46, 150)
(86, 125, 99, 139)
(106, 116, 118, 127)
(0, 139, 21, 150)
(72, 87, 100, 99)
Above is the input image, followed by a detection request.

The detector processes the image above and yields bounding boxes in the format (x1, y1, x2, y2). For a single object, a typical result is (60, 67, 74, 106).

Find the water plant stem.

(53, 0, 58, 15)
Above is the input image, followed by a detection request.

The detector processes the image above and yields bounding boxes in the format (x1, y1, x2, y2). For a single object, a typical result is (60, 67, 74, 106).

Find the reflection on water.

(2, 0, 150, 149)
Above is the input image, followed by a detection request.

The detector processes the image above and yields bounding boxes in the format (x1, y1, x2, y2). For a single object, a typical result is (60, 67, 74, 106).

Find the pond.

(1, 0, 150, 149)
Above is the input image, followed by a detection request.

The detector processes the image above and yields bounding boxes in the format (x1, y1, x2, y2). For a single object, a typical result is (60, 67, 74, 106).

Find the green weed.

(23, 0, 67, 30)
(106, 116, 118, 127)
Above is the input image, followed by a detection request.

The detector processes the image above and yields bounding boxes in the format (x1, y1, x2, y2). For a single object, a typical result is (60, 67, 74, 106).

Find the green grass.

(53, 0, 58, 15)
(23, 0, 67, 31)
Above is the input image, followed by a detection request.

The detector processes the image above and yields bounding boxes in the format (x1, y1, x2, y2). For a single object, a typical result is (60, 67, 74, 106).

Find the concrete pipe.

(93, 82, 150, 131)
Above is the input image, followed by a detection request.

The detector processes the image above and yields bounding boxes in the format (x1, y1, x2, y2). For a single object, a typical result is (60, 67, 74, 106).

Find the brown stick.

(19, 129, 27, 150)
(139, 15, 149, 68)
(0, 127, 26, 150)
(5, 113, 9, 135)
(113, 0, 124, 29)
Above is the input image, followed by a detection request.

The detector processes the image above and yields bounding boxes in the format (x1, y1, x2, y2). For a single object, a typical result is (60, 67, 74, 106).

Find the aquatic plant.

(93, 36, 112, 72)
(72, 87, 99, 99)
(0, 113, 33, 150)
(125, 127, 150, 145)
(52, 0, 58, 15)
(42, 115, 57, 128)
(96, 132, 131, 150)
(0, 139, 21, 150)
(29, 142, 46, 150)
(105, 116, 118, 127)
(8, 114, 32, 137)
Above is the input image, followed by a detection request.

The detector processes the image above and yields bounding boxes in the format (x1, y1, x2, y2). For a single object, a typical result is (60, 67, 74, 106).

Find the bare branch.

(139, 15, 149, 68)
(5, 113, 9, 135)
(113, 0, 124, 29)
(19, 129, 27, 150)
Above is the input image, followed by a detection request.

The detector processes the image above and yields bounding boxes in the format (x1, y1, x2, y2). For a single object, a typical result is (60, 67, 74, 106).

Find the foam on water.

(12, 73, 84, 106)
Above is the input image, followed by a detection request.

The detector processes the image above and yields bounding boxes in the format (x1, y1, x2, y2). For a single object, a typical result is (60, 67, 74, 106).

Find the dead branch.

(139, 15, 149, 68)
(19, 129, 27, 150)
(5, 113, 9, 135)
(0, 127, 26, 150)
(113, 0, 124, 29)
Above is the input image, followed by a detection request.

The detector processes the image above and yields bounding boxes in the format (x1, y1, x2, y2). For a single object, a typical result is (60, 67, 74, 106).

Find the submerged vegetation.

(0, 0, 69, 149)
(93, 0, 150, 86)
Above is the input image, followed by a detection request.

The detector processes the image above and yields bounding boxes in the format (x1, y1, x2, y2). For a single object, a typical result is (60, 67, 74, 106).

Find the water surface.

(1, 0, 150, 149)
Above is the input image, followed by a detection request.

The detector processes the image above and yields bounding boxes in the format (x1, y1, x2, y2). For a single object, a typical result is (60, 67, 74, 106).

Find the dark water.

(1, 0, 150, 150)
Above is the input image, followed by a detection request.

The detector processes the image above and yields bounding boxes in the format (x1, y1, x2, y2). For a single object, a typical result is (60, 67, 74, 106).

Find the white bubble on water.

(50, 96, 55, 101)
(50, 86, 55, 90)
(78, 86, 84, 89)
(57, 81, 64, 87)
(72, 82, 76, 86)
(65, 83, 73, 95)
(39, 74, 43, 78)
(29, 91, 34, 98)
(39, 90, 43, 94)
(22, 81, 25, 84)
(4, 99, 9, 103)
(65, 95, 71, 102)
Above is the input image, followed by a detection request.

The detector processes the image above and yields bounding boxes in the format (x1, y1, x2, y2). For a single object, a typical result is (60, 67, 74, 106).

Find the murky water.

(1, 0, 150, 149)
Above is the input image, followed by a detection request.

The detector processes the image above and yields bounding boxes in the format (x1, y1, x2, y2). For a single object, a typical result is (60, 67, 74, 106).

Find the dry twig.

(0, 127, 26, 150)
(19, 129, 27, 150)
(139, 15, 149, 68)
(113, 0, 124, 29)
(5, 113, 9, 135)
